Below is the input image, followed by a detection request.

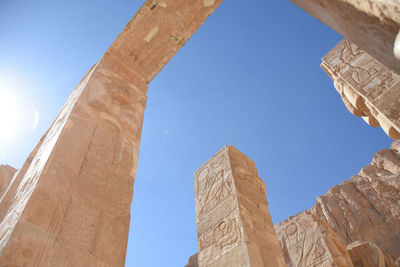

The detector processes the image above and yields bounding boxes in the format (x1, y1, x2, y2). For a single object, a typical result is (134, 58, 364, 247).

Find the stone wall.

(276, 141, 400, 266)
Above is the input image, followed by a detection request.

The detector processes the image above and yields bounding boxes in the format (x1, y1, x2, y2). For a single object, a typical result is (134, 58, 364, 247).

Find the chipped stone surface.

(195, 146, 285, 267)
(277, 140, 400, 266)
(276, 211, 353, 267)
(322, 39, 400, 140)
(0, 0, 224, 265)
(347, 241, 396, 267)
(312, 141, 400, 261)
(291, 0, 400, 74)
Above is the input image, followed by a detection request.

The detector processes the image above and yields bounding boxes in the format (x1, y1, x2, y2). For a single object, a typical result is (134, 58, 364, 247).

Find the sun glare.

(0, 91, 20, 141)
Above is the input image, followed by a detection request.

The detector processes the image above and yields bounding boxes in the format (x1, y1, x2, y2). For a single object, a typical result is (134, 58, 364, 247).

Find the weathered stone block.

(195, 146, 285, 267)
(322, 40, 400, 139)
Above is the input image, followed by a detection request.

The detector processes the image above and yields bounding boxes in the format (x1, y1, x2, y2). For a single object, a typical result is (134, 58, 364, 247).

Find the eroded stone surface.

(312, 142, 400, 261)
(195, 146, 285, 267)
(276, 211, 353, 267)
(347, 241, 396, 267)
(277, 140, 400, 266)
(185, 253, 199, 267)
(0, 164, 16, 197)
(322, 39, 400, 140)
(0, 0, 224, 265)
(291, 0, 400, 74)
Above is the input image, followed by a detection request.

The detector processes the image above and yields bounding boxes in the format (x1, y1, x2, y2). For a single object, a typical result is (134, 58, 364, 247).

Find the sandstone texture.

(291, 0, 400, 74)
(0, 164, 16, 197)
(276, 140, 400, 266)
(347, 241, 396, 267)
(276, 211, 353, 266)
(322, 39, 400, 140)
(0, 0, 223, 266)
(195, 146, 285, 267)
(185, 253, 199, 267)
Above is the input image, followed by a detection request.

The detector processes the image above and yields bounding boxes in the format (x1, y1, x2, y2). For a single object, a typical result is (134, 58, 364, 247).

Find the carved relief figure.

(196, 154, 233, 217)
(199, 215, 241, 251)
(338, 41, 380, 86)
(279, 215, 329, 267)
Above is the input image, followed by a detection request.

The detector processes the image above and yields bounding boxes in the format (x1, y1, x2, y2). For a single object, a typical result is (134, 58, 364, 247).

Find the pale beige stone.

(195, 146, 285, 267)
(0, 0, 224, 265)
(347, 241, 396, 267)
(276, 211, 354, 267)
(291, 0, 400, 74)
(312, 142, 400, 260)
(277, 141, 400, 266)
(322, 39, 400, 140)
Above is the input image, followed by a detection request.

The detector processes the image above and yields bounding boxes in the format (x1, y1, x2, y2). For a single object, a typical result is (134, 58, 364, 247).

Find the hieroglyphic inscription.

(195, 150, 233, 218)
(322, 40, 400, 140)
(276, 211, 353, 267)
(199, 213, 241, 251)
(196, 146, 286, 267)
(281, 220, 327, 266)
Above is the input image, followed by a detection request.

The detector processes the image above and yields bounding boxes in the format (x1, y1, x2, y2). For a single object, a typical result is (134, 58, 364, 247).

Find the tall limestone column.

(0, 0, 224, 266)
(195, 146, 285, 267)
(290, 0, 400, 74)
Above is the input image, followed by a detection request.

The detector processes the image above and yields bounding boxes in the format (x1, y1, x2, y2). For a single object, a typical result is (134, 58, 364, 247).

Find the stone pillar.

(290, 0, 400, 74)
(195, 146, 285, 267)
(276, 211, 354, 267)
(0, 0, 224, 265)
(321, 39, 400, 140)
(0, 165, 16, 197)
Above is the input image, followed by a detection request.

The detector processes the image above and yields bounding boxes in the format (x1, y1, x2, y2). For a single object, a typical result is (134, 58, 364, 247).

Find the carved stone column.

(321, 39, 400, 140)
(195, 146, 285, 267)
(290, 0, 400, 74)
(0, 0, 224, 265)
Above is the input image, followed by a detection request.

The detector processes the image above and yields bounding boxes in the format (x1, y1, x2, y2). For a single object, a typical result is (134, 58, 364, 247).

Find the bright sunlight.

(0, 91, 20, 141)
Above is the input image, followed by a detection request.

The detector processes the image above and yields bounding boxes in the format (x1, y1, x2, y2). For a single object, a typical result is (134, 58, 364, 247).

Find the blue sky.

(0, 1, 393, 266)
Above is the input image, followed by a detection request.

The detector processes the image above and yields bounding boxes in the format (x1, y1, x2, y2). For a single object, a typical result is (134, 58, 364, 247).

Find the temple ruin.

(1, 0, 400, 266)
(321, 40, 400, 140)
(195, 146, 285, 266)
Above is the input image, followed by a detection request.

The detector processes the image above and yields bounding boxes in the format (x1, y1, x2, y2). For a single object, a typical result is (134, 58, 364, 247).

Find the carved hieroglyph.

(321, 40, 400, 140)
(276, 211, 353, 267)
(195, 146, 285, 267)
(0, 0, 224, 266)
(290, 0, 400, 74)
(276, 140, 400, 266)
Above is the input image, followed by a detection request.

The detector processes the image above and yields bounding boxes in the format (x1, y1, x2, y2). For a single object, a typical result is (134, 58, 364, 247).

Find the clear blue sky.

(0, 1, 393, 266)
